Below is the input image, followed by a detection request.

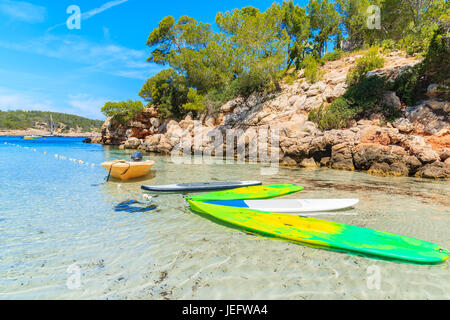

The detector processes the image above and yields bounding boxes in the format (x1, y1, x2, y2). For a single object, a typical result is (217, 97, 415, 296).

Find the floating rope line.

(4, 142, 99, 168)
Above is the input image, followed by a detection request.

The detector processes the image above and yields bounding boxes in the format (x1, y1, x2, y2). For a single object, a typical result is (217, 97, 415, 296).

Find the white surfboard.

(202, 199, 359, 214)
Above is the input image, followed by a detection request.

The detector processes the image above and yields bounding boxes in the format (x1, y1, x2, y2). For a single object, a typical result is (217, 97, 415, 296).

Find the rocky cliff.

(94, 50, 450, 179)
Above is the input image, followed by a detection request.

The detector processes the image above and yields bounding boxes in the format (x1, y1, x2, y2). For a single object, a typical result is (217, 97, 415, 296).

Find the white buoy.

(143, 194, 153, 202)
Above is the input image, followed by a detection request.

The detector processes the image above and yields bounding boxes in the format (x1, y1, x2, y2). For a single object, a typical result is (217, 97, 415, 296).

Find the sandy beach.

(0, 128, 101, 137)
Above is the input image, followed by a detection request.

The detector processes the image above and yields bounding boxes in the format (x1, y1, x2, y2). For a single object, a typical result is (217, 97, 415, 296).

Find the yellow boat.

(23, 135, 41, 139)
(102, 159, 155, 181)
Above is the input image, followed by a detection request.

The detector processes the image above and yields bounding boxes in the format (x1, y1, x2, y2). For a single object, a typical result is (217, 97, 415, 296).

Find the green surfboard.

(187, 184, 304, 202)
(188, 201, 449, 264)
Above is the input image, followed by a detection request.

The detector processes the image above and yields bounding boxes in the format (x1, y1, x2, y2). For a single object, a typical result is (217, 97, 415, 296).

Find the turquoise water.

(0, 136, 449, 299)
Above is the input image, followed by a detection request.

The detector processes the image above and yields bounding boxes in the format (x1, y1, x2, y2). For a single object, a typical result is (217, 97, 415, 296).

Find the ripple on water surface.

(0, 137, 449, 299)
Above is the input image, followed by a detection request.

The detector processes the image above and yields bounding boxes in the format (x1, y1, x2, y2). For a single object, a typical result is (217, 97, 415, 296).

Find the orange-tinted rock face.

(425, 130, 450, 152)
(130, 127, 150, 139)
(93, 51, 448, 179)
(360, 127, 391, 145)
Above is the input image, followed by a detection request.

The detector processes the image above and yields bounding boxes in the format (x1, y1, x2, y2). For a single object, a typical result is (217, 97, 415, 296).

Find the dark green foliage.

(139, 69, 189, 118)
(307, 0, 342, 57)
(422, 26, 450, 83)
(182, 88, 206, 112)
(0, 110, 103, 132)
(281, 0, 311, 69)
(346, 47, 384, 85)
(308, 98, 355, 130)
(322, 49, 345, 62)
(106, 0, 448, 124)
(101, 100, 145, 124)
(381, 39, 397, 52)
(337, 0, 447, 55)
(309, 76, 402, 130)
(391, 67, 422, 106)
(303, 56, 324, 83)
(393, 26, 450, 105)
(343, 75, 387, 116)
(204, 85, 240, 110)
(142, 5, 290, 118)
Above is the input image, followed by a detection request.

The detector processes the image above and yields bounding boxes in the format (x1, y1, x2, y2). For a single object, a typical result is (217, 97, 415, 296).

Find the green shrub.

(308, 76, 402, 130)
(343, 75, 387, 116)
(204, 86, 238, 111)
(381, 39, 396, 52)
(391, 67, 421, 106)
(139, 69, 190, 118)
(308, 98, 355, 131)
(400, 24, 436, 56)
(422, 27, 450, 83)
(234, 67, 273, 95)
(393, 27, 450, 105)
(182, 88, 206, 112)
(283, 70, 298, 85)
(322, 49, 345, 62)
(346, 47, 385, 85)
(304, 56, 324, 84)
(101, 100, 145, 124)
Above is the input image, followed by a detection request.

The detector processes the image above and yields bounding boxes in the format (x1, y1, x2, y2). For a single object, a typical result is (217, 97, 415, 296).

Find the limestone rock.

(300, 157, 318, 168)
(393, 118, 413, 133)
(389, 161, 410, 176)
(426, 83, 440, 98)
(150, 117, 160, 128)
(352, 143, 408, 170)
(143, 134, 162, 152)
(367, 162, 391, 176)
(367, 161, 409, 177)
(407, 101, 449, 135)
(416, 147, 441, 164)
(204, 116, 216, 127)
(404, 155, 422, 173)
(292, 95, 307, 110)
(320, 157, 331, 167)
(280, 156, 297, 167)
(415, 161, 450, 179)
(440, 148, 450, 161)
(381, 91, 402, 110)
(330, 143, 354, 171)
(427, 100, 450, 112)
(124, 137, 141, 149)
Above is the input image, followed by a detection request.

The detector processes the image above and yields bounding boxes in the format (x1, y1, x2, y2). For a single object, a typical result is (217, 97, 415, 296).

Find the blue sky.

(0, 0, 309, 120)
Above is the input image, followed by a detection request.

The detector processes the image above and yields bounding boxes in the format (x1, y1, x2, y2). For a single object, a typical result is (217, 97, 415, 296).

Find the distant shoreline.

(0, 129, 101, 137)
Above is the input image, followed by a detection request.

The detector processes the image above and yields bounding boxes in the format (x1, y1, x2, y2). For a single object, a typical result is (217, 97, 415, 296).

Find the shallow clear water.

(0, 137, 449, 300)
